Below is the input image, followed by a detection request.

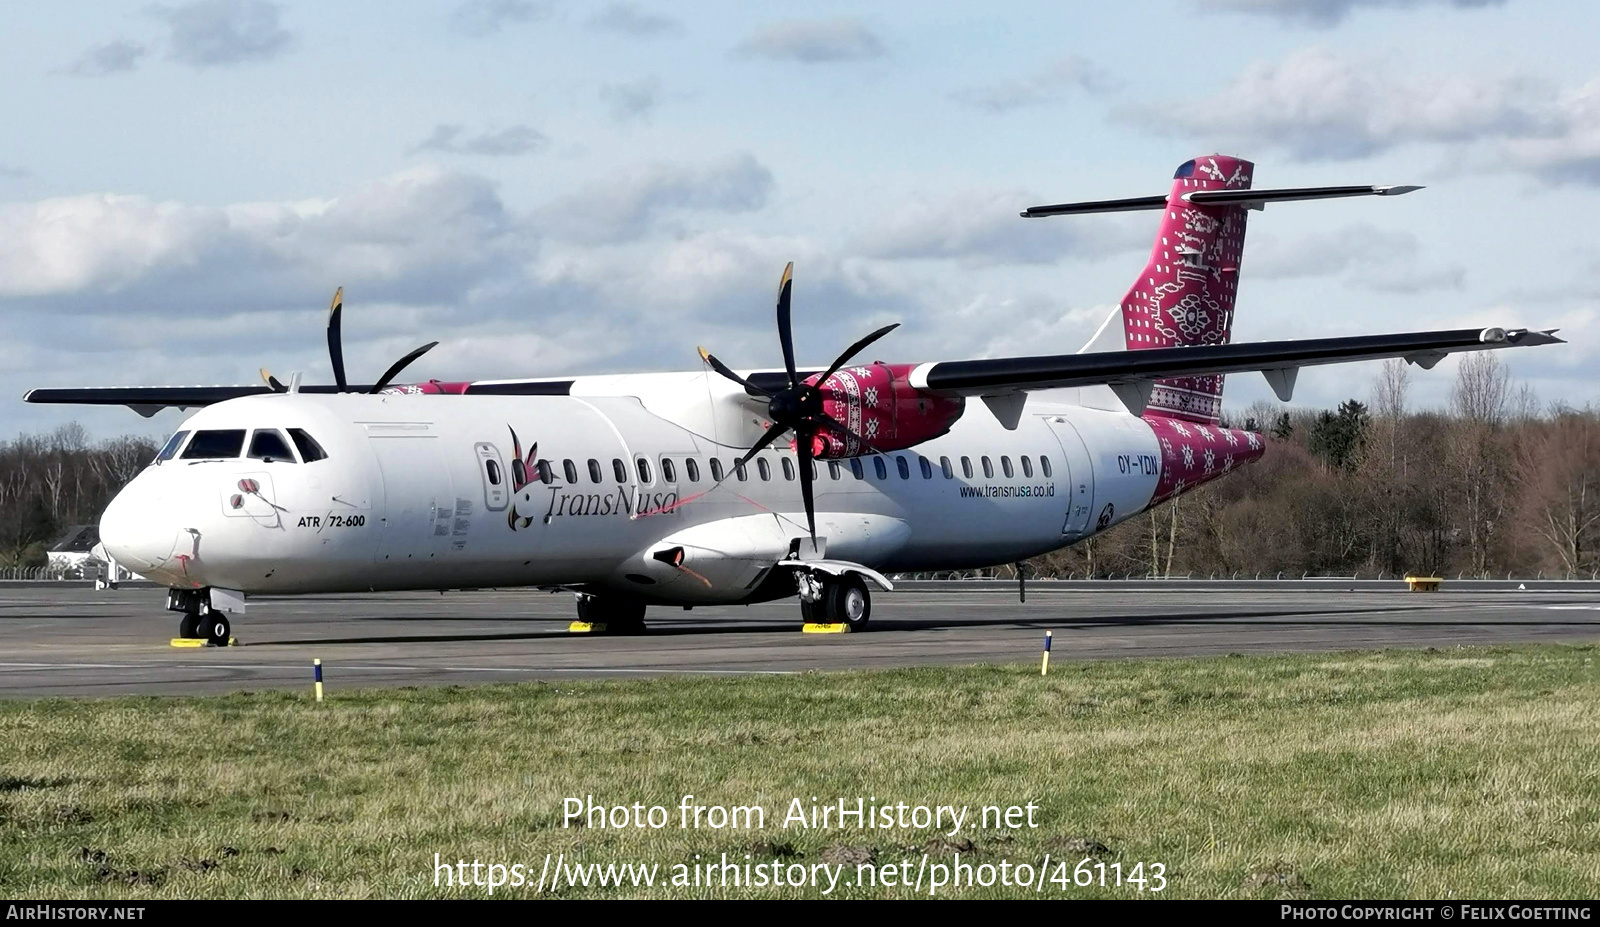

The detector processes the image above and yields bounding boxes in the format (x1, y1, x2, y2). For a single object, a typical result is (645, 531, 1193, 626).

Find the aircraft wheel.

(577, 595, 647, 634)
(201, 613, 231, 647)
(827, 574, 871, 631)
(179, 612, 202, 639)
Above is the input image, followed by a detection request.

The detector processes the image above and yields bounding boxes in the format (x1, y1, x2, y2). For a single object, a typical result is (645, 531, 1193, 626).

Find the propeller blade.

(698, 347, 771, 396)
(370, 341, 440, 394)
(259, 368, 286, 393)
(326, 286, 347, 393)
(776, 262, 796, 386)
(737, 421, 789, 469)
(820, 323, 901, 384)
(797, 430, 817, 543)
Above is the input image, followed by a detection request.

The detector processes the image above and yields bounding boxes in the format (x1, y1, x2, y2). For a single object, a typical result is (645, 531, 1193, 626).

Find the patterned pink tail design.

(1122, 155, 1253, 425)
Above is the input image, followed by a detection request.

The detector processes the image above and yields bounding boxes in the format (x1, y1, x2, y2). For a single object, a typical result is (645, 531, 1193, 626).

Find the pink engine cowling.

(801, 362, 965, 458)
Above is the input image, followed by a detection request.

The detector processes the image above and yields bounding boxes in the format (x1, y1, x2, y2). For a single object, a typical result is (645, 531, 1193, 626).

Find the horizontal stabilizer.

(1022, 184, 1420, 218)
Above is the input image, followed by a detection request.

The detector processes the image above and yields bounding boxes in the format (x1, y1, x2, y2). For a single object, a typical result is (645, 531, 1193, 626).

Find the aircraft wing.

(22, 379, 579, 416)
(907, 326, 1562, 416)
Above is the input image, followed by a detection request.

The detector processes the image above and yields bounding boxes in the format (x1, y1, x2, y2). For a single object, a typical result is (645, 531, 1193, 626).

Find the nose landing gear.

(167, 588, 237, 647)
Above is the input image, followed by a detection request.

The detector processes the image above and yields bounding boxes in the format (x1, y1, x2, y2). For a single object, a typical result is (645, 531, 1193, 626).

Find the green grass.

(2, 645, 1599, 899)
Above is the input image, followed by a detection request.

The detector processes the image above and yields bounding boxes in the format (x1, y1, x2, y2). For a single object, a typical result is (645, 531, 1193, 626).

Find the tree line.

(0, 424, 157, 568)
(4, 352, 1598, 578)
(1041, 354, 1600, 579)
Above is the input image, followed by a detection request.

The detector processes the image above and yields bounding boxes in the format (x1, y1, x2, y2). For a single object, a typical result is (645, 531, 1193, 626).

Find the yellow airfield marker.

(802, 623, 851, 634)
(568, 621, 606, 634)
(1041, 630, 1052, 676)
(170, 638, 205, 648)
(313, 659, 323, 702)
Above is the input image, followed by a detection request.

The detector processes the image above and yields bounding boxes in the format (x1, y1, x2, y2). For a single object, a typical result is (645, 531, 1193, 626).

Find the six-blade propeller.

(262, 287, 440, 394)
(698, 262, 899, 541)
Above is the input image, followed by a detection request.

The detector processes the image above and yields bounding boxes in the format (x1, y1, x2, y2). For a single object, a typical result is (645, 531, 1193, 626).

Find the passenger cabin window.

(734, 459, 747, 481)
(288, 429, 328, 463)
(155, 430, 190, 463)
(897, 456, 911, 480)
(662, 458, 677, 483)
(757, 458, 771, 481)
(563, 459, 579, 484)
(874, 457, 888, 480)
(588, 459, 603, 483)
(1040, 456, 1053, 478)
(961, 456, 973, 479)
(1001, 456, 1014, 478)
(636, 457, 653, 484)
(486, 459, 503, 485)
(1021, 456, 1034, 478)
(829, 460, 842, 480)
(536, 460, 554, 484)
(248, 429, 296, 463)
(711, 459, 725, 481)
(982, 456, 994, 479)
(850, 459, 864, 480)
(782, 457, 796, 481)
(182, 429, 246, 460)
(686, 458, 701, 482)
(613, 459, 627, 482)
(940, 456, 953, 479)
(919, 456, 933, 480)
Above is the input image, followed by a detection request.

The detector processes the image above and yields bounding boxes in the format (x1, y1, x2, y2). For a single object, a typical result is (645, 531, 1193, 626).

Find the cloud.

(410, 124, 549, 157)
(950, 57, 1119, 113)
(1121, 47, 1565, 162)
(586, 3, 682, 37)
(152, 0, 294, 67)
(0, 167, 527, 306)
(540, 153, 775, 244)
(0, 165, 28, 179)
(1496, 77, 1600, 185)
(600, 78, 662, 122)
(734, 19, 886, 63)
(67, 40, 148, 76)
(1246, 223, 1464, 292)
(853, 189, 1149, 266)
(451, 0, 549, 37)
(1195, 0, 1506, 27)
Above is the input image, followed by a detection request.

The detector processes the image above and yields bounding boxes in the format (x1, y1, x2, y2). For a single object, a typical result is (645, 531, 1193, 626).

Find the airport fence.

(895, 568, 1600, 582)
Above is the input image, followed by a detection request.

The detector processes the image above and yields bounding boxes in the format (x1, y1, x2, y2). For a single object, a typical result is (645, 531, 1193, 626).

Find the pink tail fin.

(1121, 155, 1254, 425)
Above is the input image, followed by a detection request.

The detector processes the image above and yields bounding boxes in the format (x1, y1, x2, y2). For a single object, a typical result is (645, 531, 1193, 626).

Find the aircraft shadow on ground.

(246, 606, 1600, 647)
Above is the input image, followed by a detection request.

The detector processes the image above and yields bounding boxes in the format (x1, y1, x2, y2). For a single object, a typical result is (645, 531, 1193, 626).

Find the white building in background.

(46, 525, 142, 584)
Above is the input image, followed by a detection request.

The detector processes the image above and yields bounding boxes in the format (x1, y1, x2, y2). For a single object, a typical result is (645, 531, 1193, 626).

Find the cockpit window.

(155, 430, 190, 463)
(248, 429, 297, 463)
(287, 428, 328, 462)
(181, 429, 246, 459)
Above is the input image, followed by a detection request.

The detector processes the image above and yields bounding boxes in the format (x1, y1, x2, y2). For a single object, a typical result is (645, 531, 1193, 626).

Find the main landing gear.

(797, 571, 872, 631)
(167, 588, 234, 647)
(572, 593, 647, 635)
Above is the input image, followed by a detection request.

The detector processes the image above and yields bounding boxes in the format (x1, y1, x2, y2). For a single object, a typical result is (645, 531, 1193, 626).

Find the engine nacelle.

(803, 362, 965, 458)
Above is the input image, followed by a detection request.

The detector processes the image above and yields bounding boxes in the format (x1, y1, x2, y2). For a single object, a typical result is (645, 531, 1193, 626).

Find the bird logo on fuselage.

(506, 425, 538, 530)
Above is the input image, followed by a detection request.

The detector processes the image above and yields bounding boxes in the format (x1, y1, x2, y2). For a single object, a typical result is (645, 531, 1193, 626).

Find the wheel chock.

(802, 623, 851, 634)
(169, 637, 239, 648)
(1404, 575, 1443, 592)
(568, 621, 607, 634)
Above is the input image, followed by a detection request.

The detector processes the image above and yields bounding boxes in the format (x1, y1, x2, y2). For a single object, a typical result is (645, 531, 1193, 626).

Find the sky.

(3, 0, 1598, 441)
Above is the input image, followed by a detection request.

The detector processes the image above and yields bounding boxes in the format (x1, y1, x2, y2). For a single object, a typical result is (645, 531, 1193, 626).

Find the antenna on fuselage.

(287, 372, 303, 394)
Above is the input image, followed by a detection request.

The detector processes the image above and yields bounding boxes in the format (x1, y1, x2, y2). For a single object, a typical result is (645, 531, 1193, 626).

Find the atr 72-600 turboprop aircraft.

(27, 155, 1562, 645)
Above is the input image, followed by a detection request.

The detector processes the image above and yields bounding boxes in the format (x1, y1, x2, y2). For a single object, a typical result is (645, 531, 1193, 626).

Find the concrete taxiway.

(1, 580, 1597, 696)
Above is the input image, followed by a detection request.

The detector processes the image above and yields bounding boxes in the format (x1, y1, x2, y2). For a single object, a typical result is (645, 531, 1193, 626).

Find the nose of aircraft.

(99, 480, 178, 574)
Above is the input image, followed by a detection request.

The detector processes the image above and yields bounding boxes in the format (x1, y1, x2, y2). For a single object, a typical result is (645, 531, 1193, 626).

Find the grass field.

(2, 644, 1598, 899)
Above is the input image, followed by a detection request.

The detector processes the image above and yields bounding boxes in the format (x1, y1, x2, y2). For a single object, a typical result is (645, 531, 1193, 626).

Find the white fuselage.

(100, 371, 1169, 604)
